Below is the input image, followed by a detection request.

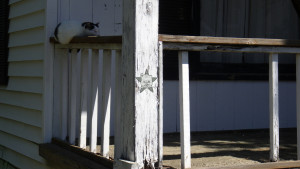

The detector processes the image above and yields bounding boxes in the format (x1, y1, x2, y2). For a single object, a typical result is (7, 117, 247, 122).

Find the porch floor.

(102, 128, 297, 168)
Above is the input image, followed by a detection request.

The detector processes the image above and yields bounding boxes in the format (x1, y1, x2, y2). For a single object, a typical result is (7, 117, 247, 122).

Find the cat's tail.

(54, 23, 61, 42)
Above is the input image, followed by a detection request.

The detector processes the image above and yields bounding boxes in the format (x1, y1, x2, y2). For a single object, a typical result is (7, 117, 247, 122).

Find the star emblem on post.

(136, 68, 157, 93)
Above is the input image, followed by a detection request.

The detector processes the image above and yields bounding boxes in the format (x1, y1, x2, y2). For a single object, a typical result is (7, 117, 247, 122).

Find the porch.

(40, 34, 300, 169)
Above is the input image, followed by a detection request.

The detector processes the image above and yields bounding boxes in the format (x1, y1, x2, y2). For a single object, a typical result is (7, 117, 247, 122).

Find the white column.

(178, 51, 191, 169)
(269, 53, 279, 162)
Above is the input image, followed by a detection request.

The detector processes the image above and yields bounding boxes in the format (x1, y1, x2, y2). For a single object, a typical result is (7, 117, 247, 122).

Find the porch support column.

(114, 0, 160, 168)
(269, 53, 279, 162)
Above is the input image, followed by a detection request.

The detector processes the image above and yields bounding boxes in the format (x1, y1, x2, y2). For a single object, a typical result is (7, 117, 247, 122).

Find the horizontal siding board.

(9, 0, 23, 5)
(0, 117, 42, 143)
(8, 44, 44, 61)
(8, 61, 43, 77)
(0, 90, 43, 111)
(8, 27, 44, 47)
(3, 77, 43, 93)
(9, 0, 45, 19)
(0, 131, 45, 163)
(0, 103, 42, 127)
(9, 11, 45, 33)
(0, 147, 49, 169)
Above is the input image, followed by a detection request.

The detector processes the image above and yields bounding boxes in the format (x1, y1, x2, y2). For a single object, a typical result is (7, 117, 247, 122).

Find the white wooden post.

(101, 50, 112, 158)
(178, 51, 191, 169)
(90, 49, 101, 153)
(114, 0, 160, 168)
(269, 53, 279, 162)
(296, 53, 300, 160)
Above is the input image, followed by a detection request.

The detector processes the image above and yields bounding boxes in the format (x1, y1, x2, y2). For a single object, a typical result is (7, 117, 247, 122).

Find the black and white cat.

(54, 20, 99, 44)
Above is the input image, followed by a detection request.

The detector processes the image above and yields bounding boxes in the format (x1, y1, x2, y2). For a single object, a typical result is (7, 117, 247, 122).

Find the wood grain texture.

(114, 0, 159, 168)
(269, 53, 279, 162)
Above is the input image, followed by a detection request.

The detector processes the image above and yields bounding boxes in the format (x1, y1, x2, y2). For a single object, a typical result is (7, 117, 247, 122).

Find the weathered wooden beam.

(178, 51, 191, 169)
(163, 43, 300, 54)
(114, 0, 159, 168)
(158, 41, 164, 168)
(269, 53, 279, 162)
(159, 34, 300, 47)
(297, 53, 300, 160)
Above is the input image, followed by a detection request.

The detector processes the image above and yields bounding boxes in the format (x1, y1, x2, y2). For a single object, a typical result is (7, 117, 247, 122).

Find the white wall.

(164, 80, 296, 133)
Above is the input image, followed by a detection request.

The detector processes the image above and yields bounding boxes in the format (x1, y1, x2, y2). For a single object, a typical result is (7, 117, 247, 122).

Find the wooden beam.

(269, 53, 279, 162)
(114, 0, 159, 168)
(159, 34, 300, 47)
(178, 51, 191, 169)
(158, 41, 164, 168)
(163, 43, 300, 54)
(297, 54, 300, 160)
(50, 36, 122, 44)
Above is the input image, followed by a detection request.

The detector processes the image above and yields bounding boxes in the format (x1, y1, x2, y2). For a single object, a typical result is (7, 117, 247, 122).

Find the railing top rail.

(50, 36, 122, 44)
(159, 34, 300, 47)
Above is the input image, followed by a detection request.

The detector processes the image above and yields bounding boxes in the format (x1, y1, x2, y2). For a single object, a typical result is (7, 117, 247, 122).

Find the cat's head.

(81, 22, 99, 36)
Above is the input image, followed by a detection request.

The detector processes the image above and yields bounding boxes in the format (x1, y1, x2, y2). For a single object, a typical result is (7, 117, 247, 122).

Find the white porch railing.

(52, 37, 122, 158)
(159, 34, 300, 168)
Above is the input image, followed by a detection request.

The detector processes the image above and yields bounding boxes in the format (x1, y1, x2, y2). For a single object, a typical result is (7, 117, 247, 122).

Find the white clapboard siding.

(0, 90, 43, 111)
(0, 117, 42, 143)
(8, 61, 43, 77)
(269, 53, 279, 162)
(9, 11, 45, 33)
(9, 0, 45, 19)
(8, 27, 44, 47)
(1, 148, 48, 169)
(8, 44, 44, 62)
(4, 77, 43, 94)
(0, 103, 42, 128)
(178, 51, 191, 169)
(0, 131, 45, 163)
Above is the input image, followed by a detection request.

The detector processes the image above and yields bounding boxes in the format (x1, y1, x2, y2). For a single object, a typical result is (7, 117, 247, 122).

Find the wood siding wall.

(0, 0, 49, 168)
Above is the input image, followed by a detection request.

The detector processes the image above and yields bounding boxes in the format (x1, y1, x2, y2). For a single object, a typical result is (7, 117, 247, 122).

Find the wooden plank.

(69, 49, 81, 145)
(197, 160, 300, 169)
(297, 53, 300, 160)
(61, 51, 69, 141)
(50, 36, 122, 44)
(55, 43, 122, 50)
(114, 0, 159, 167)
(39, 143, 112, 169)
(159, 34, 300, 47)
(178, 51, 191, 169)
(79, 50, 88, 149)
(163, 43, 300, 54)
(269, 53, 279, 162)
(90, 49, 100, 153)
(101, 50, 112, 158)
(158, 41, 163, 168)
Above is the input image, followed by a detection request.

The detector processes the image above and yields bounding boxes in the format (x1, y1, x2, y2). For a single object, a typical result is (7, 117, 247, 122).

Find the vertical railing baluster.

(90, 49, 101, 153)
(178, 51, 191, 169)
(69, 49, 81, 145)
(61, 50, 69, 141)
(101, 49, 112, 158)
(296, 53, 300, 160)
(79, 49, 89, 149)
(269, 53, 279, 162)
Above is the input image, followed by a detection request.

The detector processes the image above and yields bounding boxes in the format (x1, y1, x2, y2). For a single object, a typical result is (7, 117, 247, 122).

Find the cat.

(54, 20, 99, 44)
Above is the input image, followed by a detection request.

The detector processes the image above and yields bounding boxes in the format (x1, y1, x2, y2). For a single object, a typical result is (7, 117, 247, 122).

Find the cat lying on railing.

(54, 20, 99, 44)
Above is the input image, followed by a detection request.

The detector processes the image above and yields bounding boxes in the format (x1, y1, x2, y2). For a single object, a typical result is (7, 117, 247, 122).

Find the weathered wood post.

(269, 53, 279, 162)
(114, 0, 160, 168)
